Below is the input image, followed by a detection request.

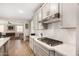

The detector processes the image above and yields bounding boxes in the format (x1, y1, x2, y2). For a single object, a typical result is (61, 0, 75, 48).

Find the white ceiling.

(0, 3, 42, 21)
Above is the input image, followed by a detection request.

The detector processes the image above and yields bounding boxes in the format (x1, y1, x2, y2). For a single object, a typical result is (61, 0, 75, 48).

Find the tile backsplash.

(37, 22, 76, 46)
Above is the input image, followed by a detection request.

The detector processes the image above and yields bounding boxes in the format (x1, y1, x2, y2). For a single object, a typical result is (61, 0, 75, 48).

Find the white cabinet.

(42, 3, 50, 19)
(37, 8, 44, 30)
(55, 51, 63, 56)
(0, 40, 9, 56)
(33, 40, 39, 56)
(31, 15, 38, 30)
(50, 3, 58, 16)
(0, 46, 4, 56)
(38, 8, 42, 21)
(29, 37, 34, 50)
(37, 43, 49, 56)
(39, 3, 61, 24)
(33, 40, 49, 56)
(61, 3, 77, 28)
(33, 39, 55, 56)
(30, 19, 35, 33)
(34, 14, 39, 30)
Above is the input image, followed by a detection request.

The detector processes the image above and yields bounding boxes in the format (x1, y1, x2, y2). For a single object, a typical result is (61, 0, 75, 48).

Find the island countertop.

(0, 37, 10, 48)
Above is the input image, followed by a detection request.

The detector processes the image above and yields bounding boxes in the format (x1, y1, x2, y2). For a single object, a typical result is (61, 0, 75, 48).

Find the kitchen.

(0, 3, 78, 56)
(30, 3, 77, 56)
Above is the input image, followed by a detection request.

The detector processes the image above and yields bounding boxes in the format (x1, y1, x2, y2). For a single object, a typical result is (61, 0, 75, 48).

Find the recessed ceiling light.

(18, 10, 24, 14)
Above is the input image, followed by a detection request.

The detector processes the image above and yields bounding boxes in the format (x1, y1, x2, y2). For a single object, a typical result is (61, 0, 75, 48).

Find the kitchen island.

(0, 37, 10, 56)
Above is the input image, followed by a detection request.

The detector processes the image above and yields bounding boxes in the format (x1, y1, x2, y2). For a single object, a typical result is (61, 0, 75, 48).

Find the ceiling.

(0, 3, 42, 21)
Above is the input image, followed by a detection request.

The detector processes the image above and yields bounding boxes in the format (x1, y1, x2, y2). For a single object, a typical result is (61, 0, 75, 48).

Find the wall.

(0, 25, 5, 32)
(76, 4, 79, 55)
(0, 20, 7, 24)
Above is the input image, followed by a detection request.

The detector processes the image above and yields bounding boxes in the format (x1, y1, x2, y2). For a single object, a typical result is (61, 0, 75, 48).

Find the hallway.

(8, 39, 34, 56)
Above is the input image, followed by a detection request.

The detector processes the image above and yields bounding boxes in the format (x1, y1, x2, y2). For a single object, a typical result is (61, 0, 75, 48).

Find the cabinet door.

(38, 48, 48, 56)
(42, 3, 50, 19)
(31, 19, 35, 33)
(38, 43, 49, 56)
(38, 8, 42, 21)
(55, 51, 63, 56)
(33, 40, 39, 56)
(50, 3, 58, 15)
(49, 50, 55, 56)
(34, 14, 38, 30)
(38, 23, 44, 30)
(29, 38, 34, 50)
(0, 46, 4, 56)
(61, 3, 77, 28)
(33, 40, 49, 56)
(38, 8, 44, 30)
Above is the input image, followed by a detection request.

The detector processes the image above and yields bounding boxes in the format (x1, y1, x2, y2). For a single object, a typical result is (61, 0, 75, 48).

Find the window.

(0, 25, 4, 32)
(16, 25, 23, 33)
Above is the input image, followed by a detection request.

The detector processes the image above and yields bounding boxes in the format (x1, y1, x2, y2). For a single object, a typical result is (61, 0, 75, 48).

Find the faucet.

(40, 33, 43, 37)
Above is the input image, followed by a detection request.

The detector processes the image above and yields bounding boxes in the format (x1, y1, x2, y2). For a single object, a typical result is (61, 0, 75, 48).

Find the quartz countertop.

(54, 44, 76, 56)
(0, 37, 10, 48)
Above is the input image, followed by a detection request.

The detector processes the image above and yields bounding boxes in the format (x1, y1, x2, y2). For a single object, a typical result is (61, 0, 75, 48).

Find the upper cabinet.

(37, 8, 44, 29)
(38, 8, 42, 21)
(32, 3, 78, 30)
(61, 3, 77, 28)
(40, 3, 60, 24)
(42, 3, 50, 19)
(37, 3, 61, 29)
(34, 14, 38, 30)
(30, 18, 35, 33)
(42, 3, 58, 18)
(50, 3, 58, 16)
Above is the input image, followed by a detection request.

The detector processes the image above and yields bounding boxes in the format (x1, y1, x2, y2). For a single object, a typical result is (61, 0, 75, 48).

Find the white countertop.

(32, 36, 76, 56)
(0, 37, 10, 48)
(54, 44, 76, 56)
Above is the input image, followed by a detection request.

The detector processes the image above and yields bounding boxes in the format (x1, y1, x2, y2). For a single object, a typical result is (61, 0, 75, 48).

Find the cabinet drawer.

(39, 46, 49, 54)
(38, 47, 49, 56)
(29, 38, 34, 50)
(55, 51, 63, 56)
(49, 50, 55, 56)
(37, 42, 49, 54)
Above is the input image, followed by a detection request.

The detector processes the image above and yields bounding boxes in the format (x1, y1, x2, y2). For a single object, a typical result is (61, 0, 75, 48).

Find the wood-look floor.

(8, 39, 34, 56)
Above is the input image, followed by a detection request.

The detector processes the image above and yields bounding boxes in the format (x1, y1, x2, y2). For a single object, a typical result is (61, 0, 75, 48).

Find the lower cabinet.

(33, 39, 64, 56)
(0, 46, 4, 56)
(33, 40, 55, 56)
(0, 40, 9, 56)
(29, 37, 34, 50)
(55, 51, 63, 56)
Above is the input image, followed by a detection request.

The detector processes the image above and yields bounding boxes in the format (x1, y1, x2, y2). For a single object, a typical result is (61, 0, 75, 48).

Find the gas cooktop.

(38, 37, 63, 46)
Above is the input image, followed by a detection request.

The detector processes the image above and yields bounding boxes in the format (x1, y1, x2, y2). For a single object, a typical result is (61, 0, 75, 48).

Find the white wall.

(0, 25, 5, 32)
(0, 20, 7, 34)
(0, 20, 7, 24)
(76, 4, 79, 56)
